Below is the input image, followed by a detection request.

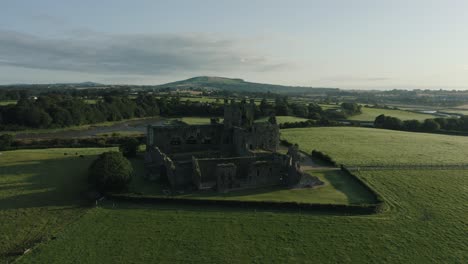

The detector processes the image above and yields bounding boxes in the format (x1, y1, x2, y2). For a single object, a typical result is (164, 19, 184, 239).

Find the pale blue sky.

(0, 0, 467, 89)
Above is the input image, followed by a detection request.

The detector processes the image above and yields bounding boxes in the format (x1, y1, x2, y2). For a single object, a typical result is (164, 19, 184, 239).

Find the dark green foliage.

(0, 95, 161, 131)
(119, 137, 140, 157)
(0, 134, 14, 150)
(374, 115, 403, 130)
(373, 114, 468, 133)
(421, 119, 440, 131)
(307, 103, 324, 119)
(340, 102, 362, 116)
(289, 103, 309, 118)
(88, 152, 133, 192)
(274, 96, 291, 116)
(403, 119, 421, 131)
(279, 119, 343, 129)
(11, 136, 144, 150)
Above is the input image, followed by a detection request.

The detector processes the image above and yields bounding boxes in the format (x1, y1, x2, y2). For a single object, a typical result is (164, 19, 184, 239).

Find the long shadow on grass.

(0, 155, 97, 210)
(98, 200, 353, 216)
(323, 170, 377, 205)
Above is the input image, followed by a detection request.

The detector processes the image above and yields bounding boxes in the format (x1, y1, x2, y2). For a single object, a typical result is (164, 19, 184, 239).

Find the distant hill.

(1, 82, 104, 88)
(157, 76, 338, 94)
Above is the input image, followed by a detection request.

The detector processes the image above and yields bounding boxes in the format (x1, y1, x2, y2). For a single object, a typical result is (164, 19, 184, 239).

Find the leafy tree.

(422, 119, 440, 132)
(88, 151, 133, 192)
(341, 102, 362, 116)
(403, 119, 421, 131)
(119, 137, 140, 157)
(374, 114, 386, 128)
(290, 103, 309, 118)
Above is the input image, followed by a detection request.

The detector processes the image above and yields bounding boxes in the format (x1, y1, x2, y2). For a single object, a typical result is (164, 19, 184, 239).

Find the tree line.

(0, 94, 224, 131)
(374, 114, 468, 133)
(0, 91, 363, 131)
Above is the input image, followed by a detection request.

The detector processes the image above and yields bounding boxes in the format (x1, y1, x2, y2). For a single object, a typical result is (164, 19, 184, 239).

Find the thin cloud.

(322, 76, 392, 82)
(0, 30, 285, 75)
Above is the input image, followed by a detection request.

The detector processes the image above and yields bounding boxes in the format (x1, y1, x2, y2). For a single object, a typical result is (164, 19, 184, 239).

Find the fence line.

(346, 164, 468, 171)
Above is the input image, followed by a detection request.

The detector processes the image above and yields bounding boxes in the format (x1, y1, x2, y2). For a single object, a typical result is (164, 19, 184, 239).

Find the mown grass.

(282, 127, 468, 166)
(18, 169, 468, 263)
(0, 148, 115, 262)
(348, 107, 437, 122)
(127, 166, 376, 205)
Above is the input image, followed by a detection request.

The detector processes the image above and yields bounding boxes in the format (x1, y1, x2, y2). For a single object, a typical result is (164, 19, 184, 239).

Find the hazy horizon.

(1, 0, 467, 90)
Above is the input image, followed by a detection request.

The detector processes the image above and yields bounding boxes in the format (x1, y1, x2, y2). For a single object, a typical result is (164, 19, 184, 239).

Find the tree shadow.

(322, 170, 377, 205)
(0, 155, 97, 210)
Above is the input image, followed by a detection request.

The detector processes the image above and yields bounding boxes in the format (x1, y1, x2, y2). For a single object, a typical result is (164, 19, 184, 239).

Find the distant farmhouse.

(145, 99, 313, 193)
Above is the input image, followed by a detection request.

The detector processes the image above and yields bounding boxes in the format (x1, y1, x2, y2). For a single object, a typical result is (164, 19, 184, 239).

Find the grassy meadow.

(0, 148, 116, 262)
(281, 127, 468, 166)
(17, 169, 468, 263)
(348, 107, 437, 122)
(2, 126, 467, 263)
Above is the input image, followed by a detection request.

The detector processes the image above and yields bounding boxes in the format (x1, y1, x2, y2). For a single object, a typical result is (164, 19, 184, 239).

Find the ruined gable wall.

(148, 124, 224, 154)
(232, 123, 279, 155)
(195, 155, 285, 191)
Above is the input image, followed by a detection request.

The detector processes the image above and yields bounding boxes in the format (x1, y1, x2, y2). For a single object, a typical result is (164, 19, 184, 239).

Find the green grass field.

(347, 107, 437, 122)
(127, 166, 376, 205)
(3, 127, 468, 263)
(281, 127, 468, 166)
(440, 108, 468, 115)
(255, 115, 309, 124)
(17, 168, 467, 263)
(0, 148, 115, 262)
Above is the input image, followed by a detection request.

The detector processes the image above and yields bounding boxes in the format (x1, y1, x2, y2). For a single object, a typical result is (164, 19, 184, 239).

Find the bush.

(422, 119, 440, 132)
(119, 137, 140, 157)
(88, 151, 133, 192)
(0, 134, 14, 150)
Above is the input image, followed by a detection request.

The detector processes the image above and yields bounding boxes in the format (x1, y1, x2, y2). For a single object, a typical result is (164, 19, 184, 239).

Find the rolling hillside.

(157, 76, 338, 94)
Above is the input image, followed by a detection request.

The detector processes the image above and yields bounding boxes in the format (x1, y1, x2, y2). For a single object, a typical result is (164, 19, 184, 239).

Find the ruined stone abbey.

(144, 99, 305, 193)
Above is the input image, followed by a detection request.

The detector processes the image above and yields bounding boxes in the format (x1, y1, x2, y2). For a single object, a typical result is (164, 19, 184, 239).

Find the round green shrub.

(88, 151, 133, 192)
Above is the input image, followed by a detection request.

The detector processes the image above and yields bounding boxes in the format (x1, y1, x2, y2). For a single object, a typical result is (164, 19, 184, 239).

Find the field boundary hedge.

(108, 193, 382, 215)
(2, 136, 145, 150)
(340, 165, 386, 213)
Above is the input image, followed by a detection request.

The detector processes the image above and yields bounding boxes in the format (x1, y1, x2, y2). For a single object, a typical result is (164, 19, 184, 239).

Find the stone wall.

(147, 124, 224, 154)
(223, 100, 255, 129)
(216, 163, 238, 193)
(194, 155, 287, 192)
(232, 123, 279, 155)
